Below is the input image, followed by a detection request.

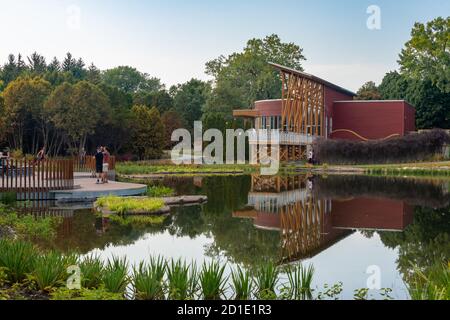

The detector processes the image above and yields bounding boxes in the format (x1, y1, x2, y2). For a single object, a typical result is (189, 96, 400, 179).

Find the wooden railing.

(73, 155, 116, 173)
(0, 158, 74, 200)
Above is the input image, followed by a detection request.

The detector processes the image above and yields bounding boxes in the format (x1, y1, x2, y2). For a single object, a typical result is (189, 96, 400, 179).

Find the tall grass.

(231, 266, 253, 300)
(167, 259, 198, 300)
(0, 239, 37, 283)
(31, 251, 69, 291)
(199, 261, 227, 300)
(102, 256, 129, 295)
(132, 257, 166, 300)
(282, 264, 315, 300)
(80, 255, 104, 289)
(254, 262, 279, 300)
(408, 263, 449, 300)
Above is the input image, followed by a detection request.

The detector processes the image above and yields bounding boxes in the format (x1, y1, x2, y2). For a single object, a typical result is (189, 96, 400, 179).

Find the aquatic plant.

(408, 263, 449, 300)
(231, 266, 253, 300)
(281, 264, 315, 300)
(95, 195, 165, 215)
(167, 259, 197, 300)
(31, 251, 68, 291)
(0, 240, 37, 283)
(254, 262, 279, 300)
(102, 256, 129, 295)
(199, 261, 227, 300)
(147, 185, 174, 197)
(132, 257, 166, 300)
(80, 255, 104, 289)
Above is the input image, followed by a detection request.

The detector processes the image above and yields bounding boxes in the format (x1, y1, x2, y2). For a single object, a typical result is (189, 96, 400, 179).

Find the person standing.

(36, 147, 46, 163)
(102, 147, 110, 184)
(94, 147, 104, 184)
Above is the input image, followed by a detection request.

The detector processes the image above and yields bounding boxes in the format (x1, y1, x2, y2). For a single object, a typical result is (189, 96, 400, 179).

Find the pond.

(24, 174, 450, 300)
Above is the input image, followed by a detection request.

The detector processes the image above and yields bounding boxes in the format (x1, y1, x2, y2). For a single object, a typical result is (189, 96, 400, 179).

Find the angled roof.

(269, 62, 357, 97)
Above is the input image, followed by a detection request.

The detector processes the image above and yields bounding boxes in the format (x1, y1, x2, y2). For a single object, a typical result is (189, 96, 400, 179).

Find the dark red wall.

(331, 198, 414, 231)
(331, 101, 416, 141)
(254, 100, 282, 117)
(324, 87, 355, 119)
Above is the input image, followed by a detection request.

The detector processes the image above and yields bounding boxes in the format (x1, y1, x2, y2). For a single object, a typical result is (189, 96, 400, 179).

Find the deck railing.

(0, 158, 74, 200)
(73, 155, 116, 173)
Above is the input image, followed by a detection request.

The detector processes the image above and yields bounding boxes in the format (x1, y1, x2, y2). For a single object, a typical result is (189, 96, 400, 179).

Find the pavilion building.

(233, 63, 416, 161)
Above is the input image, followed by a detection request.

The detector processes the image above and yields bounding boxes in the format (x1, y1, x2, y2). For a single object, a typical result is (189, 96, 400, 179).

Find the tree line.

(0, 53, 211, 159)
(356, 17, 449, 130)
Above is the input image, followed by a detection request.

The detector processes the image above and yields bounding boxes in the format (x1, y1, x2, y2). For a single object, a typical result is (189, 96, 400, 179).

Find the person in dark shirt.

(95, 147, 104, 184)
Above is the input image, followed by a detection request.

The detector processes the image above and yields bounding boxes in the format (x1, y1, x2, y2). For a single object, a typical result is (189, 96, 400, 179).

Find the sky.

(0, 0, 448, 92)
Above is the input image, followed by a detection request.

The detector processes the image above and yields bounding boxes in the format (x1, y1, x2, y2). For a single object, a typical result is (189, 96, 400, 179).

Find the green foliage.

(167, 259, 198, 300)
(173, 79, 211, 130)
(203, 34, 306, 130)
(30, 251, 69, 291)
(408, 263, 449, 300)
(0, 208, 61, 241)
(231, 266, 253, 300)
(80, 255, 104, 289)
(116, 163, 257, 175)
(199, 261, 227, 300)
(131, 105, 165, 160)
(254, 262, 279, 300)
(356, 81, 381, 100)
(95, 195, 165, 215)
(108, 214, 167, 228)
(161, 109, 185, 149)
(317, 282, 344, 300)
(399, 17, 450, 93)
(102, 256, 129, 294)
(281, 264, 314, 300)
(0, 192, 17, 205)
(0, 240, 37, 283)
(51, 287, 124, 300)
(102, 66, 163, 94)
(147, 185, 174, 197)
(132, 257, 166, 300)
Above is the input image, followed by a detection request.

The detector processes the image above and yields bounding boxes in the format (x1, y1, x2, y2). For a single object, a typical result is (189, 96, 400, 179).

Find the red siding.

(331, 101, 416, 141)
(324, 87, 355, 119)
(331, 198, 414, 231)
(255, 100, 282, 117)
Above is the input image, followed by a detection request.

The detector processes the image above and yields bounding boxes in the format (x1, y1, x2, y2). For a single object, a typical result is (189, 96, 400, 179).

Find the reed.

(31, 251, 68, 291)
(231, 266, 253, 300)
(102, 256, 129, 295)
(80, 254, 104, 289)
(132, 257, 166, 300)
(0, 239, 37, 283)
(167, 259, 192, 300)
(254, 262, 279, 300)
(282, 264, 315, 300)
(199, 261, 227, 300)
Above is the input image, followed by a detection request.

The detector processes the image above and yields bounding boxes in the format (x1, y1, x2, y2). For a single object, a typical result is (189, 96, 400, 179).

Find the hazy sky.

(0, 0, 448, 91)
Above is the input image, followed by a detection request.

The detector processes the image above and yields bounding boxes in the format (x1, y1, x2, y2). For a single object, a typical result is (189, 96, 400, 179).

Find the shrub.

(31, 251, 68, 291)
(314, 129, 450, 165)
(80, 255, 104, 289)
(102, 256, 129, 295)
(132, 257, 166, 300)
(199, 261, 227, 300)
(0, 240, 37, 283)
(254, 262, 279, 300)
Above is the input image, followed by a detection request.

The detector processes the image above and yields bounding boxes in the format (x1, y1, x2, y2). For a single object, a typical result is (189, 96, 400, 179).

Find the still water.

(34, 174, 450, 300)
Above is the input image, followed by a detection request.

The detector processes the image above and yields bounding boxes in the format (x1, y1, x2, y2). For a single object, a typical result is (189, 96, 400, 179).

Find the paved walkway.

(51, 172, 147, 202)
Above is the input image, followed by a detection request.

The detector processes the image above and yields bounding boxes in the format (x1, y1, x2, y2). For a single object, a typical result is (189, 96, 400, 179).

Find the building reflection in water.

(233, 175, 420, 264)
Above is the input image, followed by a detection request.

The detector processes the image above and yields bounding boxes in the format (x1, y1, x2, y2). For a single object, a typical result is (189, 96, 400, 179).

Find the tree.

(161, 109, 185, 149)
(130, 105, 164, 160)
(102, 66, 163, 94)
(203, 34, 306, 133)
(379, 71, 450, 129)
(356, 81, 382, 100)
(86, 63, 101, 84)
(27, 52, 47, 75)
(2, 77, 51, 151)
(173, 79, 211, 129)
(46, 81, 110, 154)
(399, 17, 450, 93)
(133, 89, 174, 114)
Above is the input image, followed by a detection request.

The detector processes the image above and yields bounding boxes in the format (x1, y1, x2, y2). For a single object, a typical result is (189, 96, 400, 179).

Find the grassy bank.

(116, 162, 259, 176)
